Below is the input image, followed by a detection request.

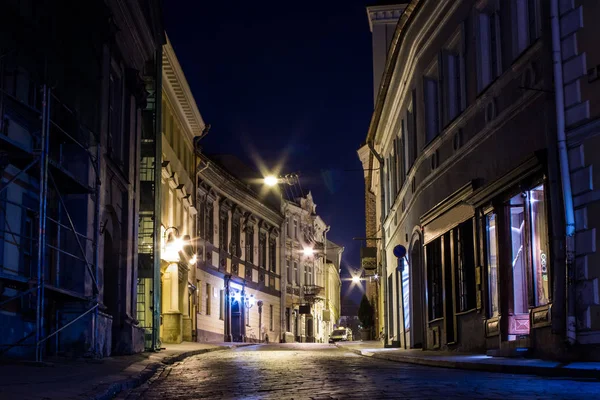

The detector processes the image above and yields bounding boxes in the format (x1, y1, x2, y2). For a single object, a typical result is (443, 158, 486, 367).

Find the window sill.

(428, 317, 444, 325)
(455, 307, 477, 317)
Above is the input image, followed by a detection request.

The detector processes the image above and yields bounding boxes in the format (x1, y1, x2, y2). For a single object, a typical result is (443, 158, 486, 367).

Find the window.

(108, 67, 124, 164)
(168, 189, 174, 227)
(183, 207, 188, 236)
(196, 280, 201, 314)
(245, 226, 254, 264)
(407, 91, 418, 168)
(396, 134, 405, 191)
(441, 28, 465, 125)
(293, 220, 298, 239)
(219, 289, 224, 320)
(390, 147, 397, 199)
(269, 238, 277, 272)
(423, 61, 440, 143)
(286, 307, 291, 332)
(286, 259, 292, 283)
(259, 232, 267, 268)
(508, 184, 550, 308)
(270, 305, 274, 331)
(219, 209, 228, 250)
(294, 261, 299, 285)
(426, 237, 443, 320)
(486, 213, 499, 317)
(476, 5, 502, 92)
(231, 217, 240, 256)
(455, 219, 476, 312)
(205, 202, 214, 243)
(199, 201, 206, 239)
(205, 283, 211, 315)
(512, 0, 539, 59)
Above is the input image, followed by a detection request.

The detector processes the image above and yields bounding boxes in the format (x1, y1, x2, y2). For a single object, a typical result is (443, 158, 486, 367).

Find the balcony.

(303, 285, 324, 302)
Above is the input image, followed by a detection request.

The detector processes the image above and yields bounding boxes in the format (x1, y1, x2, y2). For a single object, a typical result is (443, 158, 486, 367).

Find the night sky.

(164, 1, 374, 313)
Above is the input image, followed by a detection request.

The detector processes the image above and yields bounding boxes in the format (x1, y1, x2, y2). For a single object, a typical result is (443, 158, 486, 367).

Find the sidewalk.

(0, 342, 246, 400)
(336, 341, 600, 379)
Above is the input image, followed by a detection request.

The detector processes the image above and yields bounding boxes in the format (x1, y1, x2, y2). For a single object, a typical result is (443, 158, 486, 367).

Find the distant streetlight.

(352, 276, 361, 284)
(264, 175, 279, 187)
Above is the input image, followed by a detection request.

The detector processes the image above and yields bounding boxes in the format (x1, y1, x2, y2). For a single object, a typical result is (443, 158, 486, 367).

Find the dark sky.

(164, 1, 374, 313)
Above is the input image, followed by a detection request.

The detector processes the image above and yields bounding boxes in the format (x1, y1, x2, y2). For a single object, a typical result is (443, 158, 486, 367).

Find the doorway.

(231, 299, 241, 342)
(410, 238, 424, 348)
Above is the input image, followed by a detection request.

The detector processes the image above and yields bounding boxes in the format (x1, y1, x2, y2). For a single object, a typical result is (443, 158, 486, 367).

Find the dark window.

(426, 237, 443, 320)
(205, 202, 214, 243)
(218, 210, 228, 250)
(108, 67, 124, 164)
(455, 219, 476, 312)
(270, 304, 274, 331)
(198, 201, 206, 239)
(231, 217, 240, 256)
(269, 237, 276, 272)
(259, 232, 267, 268)
(246, 227, 254, 264)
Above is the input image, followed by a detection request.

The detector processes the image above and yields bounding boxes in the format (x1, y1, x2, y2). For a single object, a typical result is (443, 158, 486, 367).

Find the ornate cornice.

(198, 155, 283, 227)
(108, 0, 161, 71)
(366, 4, 408, 32)
(162, 35, 205, 141)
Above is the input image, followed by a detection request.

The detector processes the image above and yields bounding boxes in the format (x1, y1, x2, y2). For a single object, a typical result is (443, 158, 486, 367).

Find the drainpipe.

(367, 142, 388, 345)
(550, 0, 577, 345)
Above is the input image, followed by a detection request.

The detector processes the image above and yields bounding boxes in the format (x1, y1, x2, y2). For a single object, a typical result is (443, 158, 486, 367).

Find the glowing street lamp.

(264, 175, 279, 187)
(352, 275, 361, 284)
(163, 227, 183, 263)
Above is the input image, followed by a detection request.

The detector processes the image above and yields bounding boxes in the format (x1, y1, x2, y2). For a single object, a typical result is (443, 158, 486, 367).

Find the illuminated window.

(486, 213, 499, 317)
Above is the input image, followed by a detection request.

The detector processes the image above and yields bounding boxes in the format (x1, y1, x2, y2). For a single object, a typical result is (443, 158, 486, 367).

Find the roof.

(162, 34, 205, 138)
(204, 154, 282, 211)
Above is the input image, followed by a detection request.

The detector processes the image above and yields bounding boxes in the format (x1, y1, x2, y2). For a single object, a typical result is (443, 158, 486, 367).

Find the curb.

(91, 345, 247, 400)
(339, 346, 600, 380)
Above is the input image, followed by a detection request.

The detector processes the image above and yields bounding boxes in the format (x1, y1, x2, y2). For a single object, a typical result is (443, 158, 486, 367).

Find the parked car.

(329, 328, 353, 343)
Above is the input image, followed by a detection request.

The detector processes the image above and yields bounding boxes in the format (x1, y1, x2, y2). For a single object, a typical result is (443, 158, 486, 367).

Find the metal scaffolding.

(0, 75, 101, 361)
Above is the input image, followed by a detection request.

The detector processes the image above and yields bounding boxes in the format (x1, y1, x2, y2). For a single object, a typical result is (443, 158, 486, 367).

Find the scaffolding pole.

(35, 85, 50, 363)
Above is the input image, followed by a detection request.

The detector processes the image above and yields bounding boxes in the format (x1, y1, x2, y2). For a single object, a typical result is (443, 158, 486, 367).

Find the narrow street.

(119, 343, 600, 399)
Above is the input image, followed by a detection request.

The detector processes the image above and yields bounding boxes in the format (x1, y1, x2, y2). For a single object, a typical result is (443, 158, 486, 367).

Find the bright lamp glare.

(303, 247, 314, 256)
(352, 276, 361, 283)
(264, 175, 278, 187)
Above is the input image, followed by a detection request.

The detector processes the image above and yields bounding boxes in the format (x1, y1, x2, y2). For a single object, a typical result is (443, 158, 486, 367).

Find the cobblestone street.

(119, 343, 600, 399)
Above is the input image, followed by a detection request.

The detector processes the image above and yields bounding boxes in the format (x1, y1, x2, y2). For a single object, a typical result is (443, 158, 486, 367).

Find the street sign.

(393, 245, 406, 259)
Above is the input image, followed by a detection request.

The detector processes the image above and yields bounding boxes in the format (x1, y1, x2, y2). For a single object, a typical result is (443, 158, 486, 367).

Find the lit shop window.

(486, 213, 499, 318)
(508, 184, 549, 308)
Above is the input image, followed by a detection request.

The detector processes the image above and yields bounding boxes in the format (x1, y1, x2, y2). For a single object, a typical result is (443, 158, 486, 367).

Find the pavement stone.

(335, 341, 600, 379)
(0, 342, 244, 400)
(116, 343, 600, 400)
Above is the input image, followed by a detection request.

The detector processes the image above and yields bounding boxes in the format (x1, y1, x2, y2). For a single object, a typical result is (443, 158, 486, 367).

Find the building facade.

(0, 0, 163, 359)
(195, 155, 283, 343)
(281, 192, 337, 343)
(136, 36, 205, 345)
(361, 0, 600, 359)
(323, 239, 344, 341)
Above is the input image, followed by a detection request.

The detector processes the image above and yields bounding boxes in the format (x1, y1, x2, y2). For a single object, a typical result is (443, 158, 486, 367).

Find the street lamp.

(163, 226, 183, 263)
(264, 175, 279, 187)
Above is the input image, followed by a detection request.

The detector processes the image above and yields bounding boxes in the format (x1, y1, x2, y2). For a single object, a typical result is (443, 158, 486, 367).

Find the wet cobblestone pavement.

(118, 343, 600, 399)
